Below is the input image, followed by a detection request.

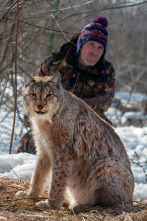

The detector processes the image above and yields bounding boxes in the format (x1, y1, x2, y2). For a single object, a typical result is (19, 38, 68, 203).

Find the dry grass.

(0, 177, 147, 221)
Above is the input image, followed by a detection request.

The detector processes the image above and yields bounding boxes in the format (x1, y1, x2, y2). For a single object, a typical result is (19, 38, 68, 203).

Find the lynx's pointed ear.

(50, 71, 61, 89)
(23, 72, 34, 87)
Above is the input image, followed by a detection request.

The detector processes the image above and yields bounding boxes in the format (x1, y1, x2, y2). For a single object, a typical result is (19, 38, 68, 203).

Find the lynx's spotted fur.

(22, 72, 134, 210)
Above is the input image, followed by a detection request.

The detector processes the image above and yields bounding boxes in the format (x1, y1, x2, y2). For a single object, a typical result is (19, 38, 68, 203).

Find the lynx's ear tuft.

(50, 71, 61, 89)
(23, 72, 34, 87)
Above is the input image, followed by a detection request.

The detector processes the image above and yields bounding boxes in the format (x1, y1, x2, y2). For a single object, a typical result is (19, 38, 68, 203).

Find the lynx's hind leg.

(89, 159, 134, 207)
(70, 158, 134, 208)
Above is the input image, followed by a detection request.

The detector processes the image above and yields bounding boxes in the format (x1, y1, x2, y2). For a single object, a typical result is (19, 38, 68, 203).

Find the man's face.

(78, 41, 104, 66)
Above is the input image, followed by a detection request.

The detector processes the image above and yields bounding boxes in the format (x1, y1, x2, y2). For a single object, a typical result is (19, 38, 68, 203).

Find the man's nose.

(91, 49, 98, 56)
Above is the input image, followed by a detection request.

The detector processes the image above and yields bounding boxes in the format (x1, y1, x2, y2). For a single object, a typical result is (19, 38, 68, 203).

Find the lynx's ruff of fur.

(22, 72, 134, 210)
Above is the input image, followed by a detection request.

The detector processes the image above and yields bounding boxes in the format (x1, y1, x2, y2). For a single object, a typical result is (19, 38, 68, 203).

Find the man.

(37, 16, 115, 124)
(17, 16, 115, 154)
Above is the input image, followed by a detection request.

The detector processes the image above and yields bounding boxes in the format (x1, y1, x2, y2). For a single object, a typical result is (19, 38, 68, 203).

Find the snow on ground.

(0, 91, 147, 201)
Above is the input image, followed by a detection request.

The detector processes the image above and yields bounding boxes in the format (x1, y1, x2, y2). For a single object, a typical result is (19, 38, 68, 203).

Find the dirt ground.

(0, 177, 147, 221)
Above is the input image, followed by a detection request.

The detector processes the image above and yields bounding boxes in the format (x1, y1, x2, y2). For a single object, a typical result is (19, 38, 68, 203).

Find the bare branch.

(63, 1, 147, 31)
(0, 0, 20, 23)
(47, 0, 65, 14)
(2, 17, 72, 34)
(9, 1, 19, 154)
(58, 0, 94, 11)
(51, 14, 70, 42)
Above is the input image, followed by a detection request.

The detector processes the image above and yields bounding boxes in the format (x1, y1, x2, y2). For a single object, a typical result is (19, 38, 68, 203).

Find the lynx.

(21, 72, 134, 210)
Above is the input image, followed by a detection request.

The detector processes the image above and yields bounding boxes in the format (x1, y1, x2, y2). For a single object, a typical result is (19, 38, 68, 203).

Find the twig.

(59, 0, 94, 11)
(127, 70, 145, 103)
(18, 65, 34, 80)
(51, 14, 70, 42)
(132, 160, 147, 183)
(132, 151, 147, 183)
(47, 0, 65, 14)
(63, 1, 147, 31)
(2, 17, 71, 34)
(0, 110, 12, 124)
(9, 2, 19, 154)
(8, 164, 21, 181)
(0, 0, 20, 23)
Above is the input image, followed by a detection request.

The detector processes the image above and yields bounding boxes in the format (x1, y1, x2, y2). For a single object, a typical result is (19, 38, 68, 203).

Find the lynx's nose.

(37, 104, 43, 110)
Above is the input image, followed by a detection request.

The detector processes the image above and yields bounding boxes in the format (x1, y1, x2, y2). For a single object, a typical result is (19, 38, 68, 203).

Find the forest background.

(0, 0, 147, 152)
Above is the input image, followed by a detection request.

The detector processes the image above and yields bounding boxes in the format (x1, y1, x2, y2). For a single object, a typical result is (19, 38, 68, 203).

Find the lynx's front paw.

(16, 190, 27, 198)
(36, 200, 60, 210)
(16, 190, 38, 200)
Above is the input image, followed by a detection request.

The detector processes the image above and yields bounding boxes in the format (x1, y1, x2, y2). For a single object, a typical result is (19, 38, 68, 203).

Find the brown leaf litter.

(0, 177, 147, 221)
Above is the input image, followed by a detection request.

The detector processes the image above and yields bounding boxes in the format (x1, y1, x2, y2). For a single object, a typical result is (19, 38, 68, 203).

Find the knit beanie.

(77, 16, 108, 58)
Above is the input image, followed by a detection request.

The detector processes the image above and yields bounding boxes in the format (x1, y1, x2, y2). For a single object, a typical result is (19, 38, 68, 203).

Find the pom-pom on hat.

(77, 16, 109, 58)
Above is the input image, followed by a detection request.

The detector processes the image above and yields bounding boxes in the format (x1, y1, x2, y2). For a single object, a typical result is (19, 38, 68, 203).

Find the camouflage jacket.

(37, 34, 116, 122)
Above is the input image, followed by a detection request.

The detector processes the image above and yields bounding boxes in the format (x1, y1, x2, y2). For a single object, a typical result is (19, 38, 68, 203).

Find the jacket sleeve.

(83, 65, 116, 114)
(37, 40, 76, 77)
(37, 54, 55, 76)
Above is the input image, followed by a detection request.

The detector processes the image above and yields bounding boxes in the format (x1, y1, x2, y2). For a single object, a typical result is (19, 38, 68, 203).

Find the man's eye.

(30, 93, 37, 99)
(89, 43, 94, 47)
(98, 46, 104, 50)
(46, 94, 54, 100)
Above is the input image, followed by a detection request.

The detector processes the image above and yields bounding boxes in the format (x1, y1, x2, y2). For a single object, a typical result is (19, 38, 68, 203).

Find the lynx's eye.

(45, 93, 54, 100)
(30, 93, 37, 99)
